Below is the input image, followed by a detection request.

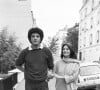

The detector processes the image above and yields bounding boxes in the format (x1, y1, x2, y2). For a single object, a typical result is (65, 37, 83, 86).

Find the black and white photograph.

(1, 0, 100, 90)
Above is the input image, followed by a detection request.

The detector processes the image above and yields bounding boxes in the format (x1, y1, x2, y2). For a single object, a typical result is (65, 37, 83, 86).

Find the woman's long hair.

(60, 43, 77, 59)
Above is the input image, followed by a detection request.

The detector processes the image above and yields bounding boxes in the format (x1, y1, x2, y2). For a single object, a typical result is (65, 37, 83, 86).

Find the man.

(16, 27, 54, 90)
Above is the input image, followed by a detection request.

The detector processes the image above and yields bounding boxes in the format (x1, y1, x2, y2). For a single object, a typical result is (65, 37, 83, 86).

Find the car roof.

(80, 62, 100, 67)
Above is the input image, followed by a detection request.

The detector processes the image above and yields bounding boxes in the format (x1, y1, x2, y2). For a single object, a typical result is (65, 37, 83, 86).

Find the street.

(15, 78, 56, 90)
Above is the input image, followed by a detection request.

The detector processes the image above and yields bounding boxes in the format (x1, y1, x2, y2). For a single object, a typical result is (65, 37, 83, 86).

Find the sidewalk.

(49, 78, 56, 90)
(15, 79, 25, 90)
(15, 78, 56, 90)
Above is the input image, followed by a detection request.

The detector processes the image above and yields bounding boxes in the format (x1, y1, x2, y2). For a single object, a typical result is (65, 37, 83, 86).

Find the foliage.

(65, 23, 79, 54)
(43, 36, 59, 54)
(0, 28, 22, 73)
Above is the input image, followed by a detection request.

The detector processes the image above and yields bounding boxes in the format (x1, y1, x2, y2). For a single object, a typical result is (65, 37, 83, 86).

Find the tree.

(43, 36, 59, 54)
(65, 23, 79, 54)
(0, 27, 22, 73)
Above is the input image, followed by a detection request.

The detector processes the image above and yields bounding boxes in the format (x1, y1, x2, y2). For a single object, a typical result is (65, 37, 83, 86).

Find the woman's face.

(62, 45, 70, 58)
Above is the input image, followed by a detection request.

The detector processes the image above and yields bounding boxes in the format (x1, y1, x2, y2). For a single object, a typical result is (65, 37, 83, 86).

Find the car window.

(79, 65, 100, 76)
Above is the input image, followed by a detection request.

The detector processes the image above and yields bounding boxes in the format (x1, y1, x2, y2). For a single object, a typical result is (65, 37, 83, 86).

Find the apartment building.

(0, 0, 36, 48)
(78, 0, 100, 62)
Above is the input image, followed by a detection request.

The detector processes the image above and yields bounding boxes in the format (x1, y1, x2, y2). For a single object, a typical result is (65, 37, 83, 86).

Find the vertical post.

(31, 11, 36, 27)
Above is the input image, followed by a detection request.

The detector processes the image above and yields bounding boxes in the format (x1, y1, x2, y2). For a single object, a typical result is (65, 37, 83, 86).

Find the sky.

(31, 0, 82, 38)
(0, 0, 82, 48)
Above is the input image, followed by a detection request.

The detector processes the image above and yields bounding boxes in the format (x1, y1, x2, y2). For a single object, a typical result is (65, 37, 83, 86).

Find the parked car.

(76, 62, 100, 90)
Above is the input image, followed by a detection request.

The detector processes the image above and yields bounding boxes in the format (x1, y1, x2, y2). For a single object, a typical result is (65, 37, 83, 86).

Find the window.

(84, 37, 86, 46)
(97, 8, 100, 24)
(84, 23, 87, 31)
(91, 0, 94, 11)
(90, 34, 93, 45)
(91, 25, 93, 29)
(98, 21, 100, 24)
(85, 8, 87, 17)
(96, 31, 100, 43)
(79, 52, 82, 60)
(90, 17, 93, 29)
(80, 65, 100, 76)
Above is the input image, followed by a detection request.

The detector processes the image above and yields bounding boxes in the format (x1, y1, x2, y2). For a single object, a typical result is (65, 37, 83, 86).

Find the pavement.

(49, 78, 56, 90)
(15, 79, 25, 90)
(15, 78, 56, 90)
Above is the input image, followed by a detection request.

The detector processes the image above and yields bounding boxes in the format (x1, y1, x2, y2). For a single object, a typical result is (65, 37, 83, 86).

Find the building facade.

(0, 0, 36, 48)
(78, 0, 100, 62)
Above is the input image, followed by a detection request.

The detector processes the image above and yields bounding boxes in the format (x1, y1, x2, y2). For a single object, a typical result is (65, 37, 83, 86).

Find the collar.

(62, 58, 80, 63)
(28, 44, 43, 50)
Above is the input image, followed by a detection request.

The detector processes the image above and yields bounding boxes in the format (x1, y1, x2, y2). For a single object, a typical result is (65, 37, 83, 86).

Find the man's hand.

(47, 70, 54, 81)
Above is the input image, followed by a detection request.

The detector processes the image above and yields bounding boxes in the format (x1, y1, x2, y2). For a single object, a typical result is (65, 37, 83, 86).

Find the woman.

(54, 43, 80, 90)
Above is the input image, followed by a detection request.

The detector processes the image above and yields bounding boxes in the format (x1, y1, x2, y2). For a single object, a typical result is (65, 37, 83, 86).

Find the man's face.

(30, 33, 41, 46)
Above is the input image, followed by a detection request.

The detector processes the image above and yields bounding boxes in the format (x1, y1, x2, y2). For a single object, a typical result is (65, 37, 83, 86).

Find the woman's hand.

(64, 75, 70, 84)
(54, 74, 63, 78)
